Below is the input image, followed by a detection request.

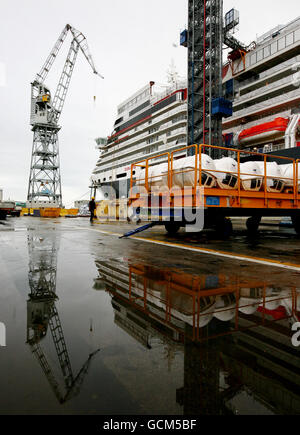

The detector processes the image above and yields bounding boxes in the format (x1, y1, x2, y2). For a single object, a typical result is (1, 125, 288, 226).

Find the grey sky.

(0, 0, 299, 206)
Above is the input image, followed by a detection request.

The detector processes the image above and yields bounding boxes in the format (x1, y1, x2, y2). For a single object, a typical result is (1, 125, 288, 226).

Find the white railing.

(104, 107, 187, 159)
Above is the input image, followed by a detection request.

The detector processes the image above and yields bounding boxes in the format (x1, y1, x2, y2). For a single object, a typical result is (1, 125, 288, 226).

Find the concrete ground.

(0, 216, 299, 415)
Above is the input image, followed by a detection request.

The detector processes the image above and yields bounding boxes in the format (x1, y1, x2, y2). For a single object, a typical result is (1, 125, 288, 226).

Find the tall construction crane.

(27, 24, 103, 207)
(26, 229, 99, 403)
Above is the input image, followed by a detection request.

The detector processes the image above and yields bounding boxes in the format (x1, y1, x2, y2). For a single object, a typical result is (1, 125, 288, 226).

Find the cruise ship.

(91, 16, 300, 200)
(91, 79, 187, 199)
(223, 16, 300, 155)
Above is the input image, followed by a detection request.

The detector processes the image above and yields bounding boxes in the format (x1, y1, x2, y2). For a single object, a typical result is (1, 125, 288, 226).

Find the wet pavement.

(0, 216, 300, 415)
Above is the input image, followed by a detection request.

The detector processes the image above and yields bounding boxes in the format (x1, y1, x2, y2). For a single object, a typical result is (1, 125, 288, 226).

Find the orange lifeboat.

(238, 117, 289, 146)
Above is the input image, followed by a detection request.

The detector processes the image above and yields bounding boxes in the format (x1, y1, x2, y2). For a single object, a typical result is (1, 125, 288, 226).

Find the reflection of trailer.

(96, 260, 299, 343)
(129, 144, 300, 236)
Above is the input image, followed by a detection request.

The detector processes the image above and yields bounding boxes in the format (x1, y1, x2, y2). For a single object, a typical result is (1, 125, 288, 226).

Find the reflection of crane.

(27, 24, 103, 207)
(26, 230, 99, 404)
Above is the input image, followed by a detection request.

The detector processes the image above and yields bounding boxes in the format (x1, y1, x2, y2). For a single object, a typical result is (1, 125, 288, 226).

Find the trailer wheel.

(292, 215, 300, 235)
(246, 216, 261, 234)
(165, 222, 181, 235)
(215, 218, 233, 238)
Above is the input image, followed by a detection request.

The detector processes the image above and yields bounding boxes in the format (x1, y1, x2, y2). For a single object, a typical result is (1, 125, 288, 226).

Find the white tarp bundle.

(240, 161, 263, 191)
(214, 157, 239, 189)
(280, 163, 300, 190)
(255, 161, 285, 192)
(167, 154, 217, 188)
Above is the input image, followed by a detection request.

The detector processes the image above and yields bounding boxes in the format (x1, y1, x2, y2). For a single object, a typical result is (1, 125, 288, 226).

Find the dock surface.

(0, 217, 299, 415)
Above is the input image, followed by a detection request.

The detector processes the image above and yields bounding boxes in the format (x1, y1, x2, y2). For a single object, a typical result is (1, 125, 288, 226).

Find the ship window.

(103, 178, 106, 181)
(114, 117, 123, 126)
(295, 29, 300, 42)
(263, 46, 270, 58)
(286, 32, 294, 46)
(251, 53, 256, 65)
(278, 37, 285, 51)
(257, 49, 263, 62)
(271, 41, 277, 54)
(117, 173, 127, 179)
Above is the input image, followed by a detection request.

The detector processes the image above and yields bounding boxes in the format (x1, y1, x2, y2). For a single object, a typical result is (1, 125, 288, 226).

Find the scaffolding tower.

(187, 0, 223, 151)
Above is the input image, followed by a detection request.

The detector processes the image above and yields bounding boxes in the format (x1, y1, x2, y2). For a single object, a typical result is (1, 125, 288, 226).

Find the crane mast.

(27, 24, 103, 207)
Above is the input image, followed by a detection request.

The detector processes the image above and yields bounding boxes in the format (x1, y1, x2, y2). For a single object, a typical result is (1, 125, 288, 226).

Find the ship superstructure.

(223, 16, 300, 154)
(91, 16, 300, 200)
(91, 80, 187, 199)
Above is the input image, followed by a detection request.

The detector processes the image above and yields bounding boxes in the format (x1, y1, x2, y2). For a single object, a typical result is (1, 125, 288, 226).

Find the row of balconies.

(238, 55, 300, 96)
(234, 74, 299, 110)
(106, 98, 185, 149)
(102, 105, 187, 160)
(225, 86, 300, 128)
(95, 130, 187, 175)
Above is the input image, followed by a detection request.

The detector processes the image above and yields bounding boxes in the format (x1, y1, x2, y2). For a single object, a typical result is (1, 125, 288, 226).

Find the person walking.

(89, 197, 96, 222)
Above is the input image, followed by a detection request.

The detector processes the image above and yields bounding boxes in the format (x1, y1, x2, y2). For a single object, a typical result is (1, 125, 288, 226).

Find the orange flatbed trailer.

(129, 144, 300, 235)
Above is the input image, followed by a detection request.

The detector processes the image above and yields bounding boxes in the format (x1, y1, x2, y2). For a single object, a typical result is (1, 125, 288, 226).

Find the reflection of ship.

(94, 259, 300, 414)
(26, 229, 99, 404)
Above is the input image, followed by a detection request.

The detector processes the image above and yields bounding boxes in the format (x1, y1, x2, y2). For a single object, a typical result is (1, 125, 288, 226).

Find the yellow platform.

(60, 208, 79, 217)
(40, 208, 61, 218)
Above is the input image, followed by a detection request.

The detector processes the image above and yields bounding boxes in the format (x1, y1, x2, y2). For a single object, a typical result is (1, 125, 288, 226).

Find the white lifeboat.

(214, 157, 238, 189)
(255, 161, 285, 193)
(162, 154, 216, 188)
(240, 161, 263, 191)
(280, 163, 300, 191)
(238, 118, 289, 146)
(136, 163, 168, 187)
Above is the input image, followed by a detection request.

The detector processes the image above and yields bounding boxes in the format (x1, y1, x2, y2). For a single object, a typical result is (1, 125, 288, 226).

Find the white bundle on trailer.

(149, 162, 169, 187)
(214, 157, 238, 189)
(198, 154, 217, 187)
(239, 161, 263, 191)
(166, 154, 216, 188)
(280, 163, 300, 191)
(255, 161, 285, 193)
(135, 163, 169, 188)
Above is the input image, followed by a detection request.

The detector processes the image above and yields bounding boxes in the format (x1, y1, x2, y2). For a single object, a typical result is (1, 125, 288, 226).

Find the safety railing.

(130, 143, 299, 208)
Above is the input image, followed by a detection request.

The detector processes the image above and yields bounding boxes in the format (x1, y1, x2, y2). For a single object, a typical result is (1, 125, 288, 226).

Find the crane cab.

(30, 83, 53, 126)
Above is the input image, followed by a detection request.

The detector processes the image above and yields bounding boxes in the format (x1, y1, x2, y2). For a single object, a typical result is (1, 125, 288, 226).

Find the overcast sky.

(0, 0, 299, 206)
